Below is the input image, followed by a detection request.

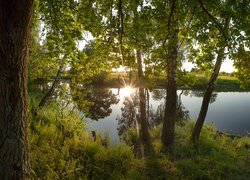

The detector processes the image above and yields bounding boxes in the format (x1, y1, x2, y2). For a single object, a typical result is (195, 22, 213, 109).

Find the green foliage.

(216, 77, 241, 91)
(28, 26, 58, 82)
(27, 0, 250, 179)
(91, 71, 109, 85)
(177, 70, 198, 88)
(191, 76, 209, 90)
(233, 47, 250, 89)
(120, 120, 250, 179)
(171, 122, 250, 179)
(122, 128, 139, 147)
(29, 99, 133, 179)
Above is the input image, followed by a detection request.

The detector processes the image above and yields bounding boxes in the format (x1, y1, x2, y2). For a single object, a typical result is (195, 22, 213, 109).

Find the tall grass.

(29, 99, 133, 179)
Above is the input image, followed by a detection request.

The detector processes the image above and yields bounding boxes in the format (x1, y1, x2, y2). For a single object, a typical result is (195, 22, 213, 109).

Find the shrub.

(29, 104, 133, 179)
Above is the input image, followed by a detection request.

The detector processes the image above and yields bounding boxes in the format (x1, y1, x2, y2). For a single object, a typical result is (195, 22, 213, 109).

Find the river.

(31, 83, 250, 142)
(79, 87, 250, 142)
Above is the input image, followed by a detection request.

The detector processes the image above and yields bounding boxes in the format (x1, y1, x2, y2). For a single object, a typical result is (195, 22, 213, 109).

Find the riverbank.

(29, 72, 250, 92)
(29, 98, 250, 179)
(89, 72, 250, 92)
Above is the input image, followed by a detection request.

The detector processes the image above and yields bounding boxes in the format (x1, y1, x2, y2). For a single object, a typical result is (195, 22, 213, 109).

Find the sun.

(122, 86, 134, 97)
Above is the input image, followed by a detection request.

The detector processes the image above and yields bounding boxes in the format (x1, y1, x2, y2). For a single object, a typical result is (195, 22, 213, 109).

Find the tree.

(33, 0, 84, 110)
(28, 26, 55, 82)
(190, 0, 247, 142)
(191, 29, 229, 141)
(234, 48, 250, 88)
(159, 0, 179, 148)
(148, 0, 195, 148)
(0, 0, 33, 178)
(232, 0, 250, 88)
(137, 50, 151, 154)
(100, 0, 154, 154)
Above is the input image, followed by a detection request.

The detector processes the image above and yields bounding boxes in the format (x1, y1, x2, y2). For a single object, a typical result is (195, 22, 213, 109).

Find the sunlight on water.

(121, 86, 134, 97)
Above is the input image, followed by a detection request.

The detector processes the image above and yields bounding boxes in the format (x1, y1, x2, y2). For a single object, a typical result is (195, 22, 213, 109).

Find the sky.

(183, 59, 235, 73)
(113, 59, 235, 73)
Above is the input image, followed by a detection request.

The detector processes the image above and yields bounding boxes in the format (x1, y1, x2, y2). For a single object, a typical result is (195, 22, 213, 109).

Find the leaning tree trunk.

(191, 49, 225, 142)
(161, 28, 178, 148)
(0, 0, 33, 179)
(35, 60, 64, 113)
(191, 17, 229, 143)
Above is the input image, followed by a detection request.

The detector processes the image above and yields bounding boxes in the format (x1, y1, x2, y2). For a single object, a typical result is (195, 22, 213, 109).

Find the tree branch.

(118, 0, 125, 65)
(198, 0, 227, 42)
(162, 0, 176, 52)
(178, 14, 194, 50)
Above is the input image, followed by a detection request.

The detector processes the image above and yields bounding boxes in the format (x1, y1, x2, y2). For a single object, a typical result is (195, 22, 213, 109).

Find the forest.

(0, 0, 249, 179)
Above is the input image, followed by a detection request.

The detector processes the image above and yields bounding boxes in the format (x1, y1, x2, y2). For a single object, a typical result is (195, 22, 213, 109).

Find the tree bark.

(191, 17, 230, 143)
(136, 50, 150, 145)
(191, 49, 225, 142)
(161, 28, 178, 148)
(0, 0, 33, 179)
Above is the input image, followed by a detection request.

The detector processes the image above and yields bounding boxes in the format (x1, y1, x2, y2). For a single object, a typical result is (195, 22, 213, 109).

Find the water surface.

(82, 88, 250, 142)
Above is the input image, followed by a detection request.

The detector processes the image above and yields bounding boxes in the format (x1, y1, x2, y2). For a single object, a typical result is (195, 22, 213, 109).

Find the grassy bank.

(96, 72, 250, 91)
(29, 72, 250, 92)
(29, 94, 250, 179)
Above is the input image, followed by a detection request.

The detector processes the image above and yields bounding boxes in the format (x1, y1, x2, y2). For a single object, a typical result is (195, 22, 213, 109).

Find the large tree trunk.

(0, 0, 33, 179)
(136, 50, 150, 147)
(161, 28, 178, 148)
(138, 88, 150, 143)
(191, 17, 230, 143)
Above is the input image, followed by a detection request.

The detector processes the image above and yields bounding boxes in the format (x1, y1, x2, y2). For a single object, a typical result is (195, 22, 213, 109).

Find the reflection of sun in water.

(122, 86, 133, 97)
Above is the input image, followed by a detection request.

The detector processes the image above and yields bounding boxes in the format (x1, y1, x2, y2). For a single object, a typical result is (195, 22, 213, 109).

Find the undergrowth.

(29, 96, 250, 179)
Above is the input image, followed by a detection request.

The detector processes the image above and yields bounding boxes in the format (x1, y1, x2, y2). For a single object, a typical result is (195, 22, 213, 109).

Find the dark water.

(82, 87, 250, 142)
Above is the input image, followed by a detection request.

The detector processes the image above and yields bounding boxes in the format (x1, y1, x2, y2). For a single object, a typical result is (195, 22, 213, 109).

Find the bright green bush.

(29, 103, 133, 179)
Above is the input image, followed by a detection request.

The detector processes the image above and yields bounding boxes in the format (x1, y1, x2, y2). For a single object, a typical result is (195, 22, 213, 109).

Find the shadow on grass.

(164, 124, 250, 179)
(130, 122, 250, 179)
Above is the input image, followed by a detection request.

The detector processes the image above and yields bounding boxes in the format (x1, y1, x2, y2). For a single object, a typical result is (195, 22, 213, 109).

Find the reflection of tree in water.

(117, 88, 151, 157)
(117, 93, 139, 136)
(117, 89, 190, 138)
(71, 85, 119, 120)
(148, 102, 189, 128)
(148, 104, 164, 128)
(151, 89, 166, 101)
(183, 90, 218, 103)
(176, 90, 190, 124)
